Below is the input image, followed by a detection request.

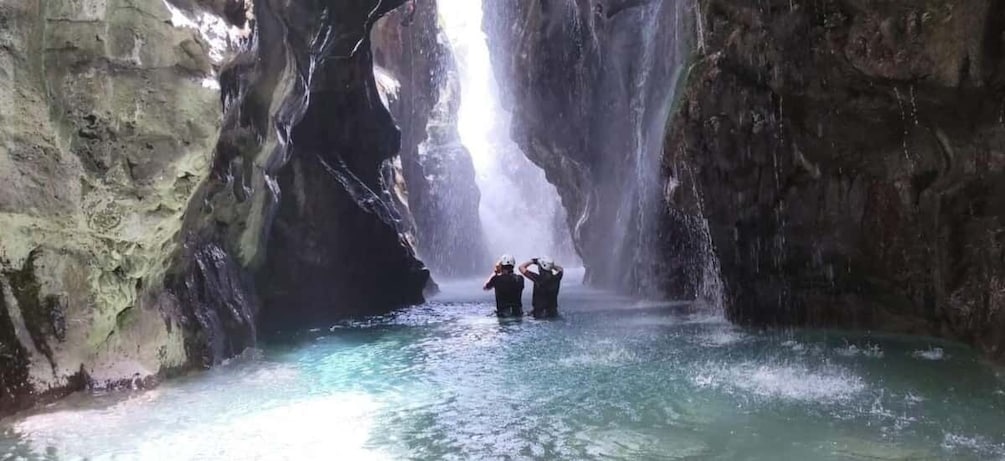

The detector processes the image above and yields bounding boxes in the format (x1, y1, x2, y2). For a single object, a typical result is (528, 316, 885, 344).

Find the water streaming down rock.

(372, 1, 488, 277)
(4, 0, 1005, 428)
(665, 0, 1005, 361)
(482, 0, 704, 299)
(439, 0, 578, 264)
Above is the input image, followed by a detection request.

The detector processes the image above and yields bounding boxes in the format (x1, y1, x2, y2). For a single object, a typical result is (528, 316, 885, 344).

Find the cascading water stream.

(596, 0, 703, 300)
(437, 0, 577, 264)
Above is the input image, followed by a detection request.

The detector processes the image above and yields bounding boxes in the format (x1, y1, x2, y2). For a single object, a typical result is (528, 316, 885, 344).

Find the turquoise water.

(2, 275, 1004, 460)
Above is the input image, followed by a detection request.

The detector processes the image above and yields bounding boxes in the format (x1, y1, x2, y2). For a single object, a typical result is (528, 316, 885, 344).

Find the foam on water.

(1, 279, 1003, 460)
(693, 361, 866, 402)
(560, 342, 639, 367)
(696, 327, 747, 347)
(16, 393, 388, 460)
(834, 343, 885, 359)
(942, 433, 1005, 459)
(913, 347, 948, 360)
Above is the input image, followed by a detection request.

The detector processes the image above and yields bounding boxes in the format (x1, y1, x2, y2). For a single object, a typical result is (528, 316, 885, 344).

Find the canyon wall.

(0, 0, 432, 415)
(373, 0, 487, 277)
(668, 0, 1005, 360)
(0, 0, 242, 416)
(212, 0, 430, 333)
(486, 0, 1005, 360)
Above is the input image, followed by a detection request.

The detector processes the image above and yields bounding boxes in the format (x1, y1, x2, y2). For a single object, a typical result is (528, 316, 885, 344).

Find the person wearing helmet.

(483, 254, 525, 318)
(519, 257, 564, 318)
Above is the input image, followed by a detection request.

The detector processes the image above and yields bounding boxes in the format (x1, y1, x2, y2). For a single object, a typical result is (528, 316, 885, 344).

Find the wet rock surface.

(667, 0, 1005, 360)
(484, 0, 694, 295)
(179, 0, 432, 334)
(0, 0, 434, 415)
(373, 0, 487, 277)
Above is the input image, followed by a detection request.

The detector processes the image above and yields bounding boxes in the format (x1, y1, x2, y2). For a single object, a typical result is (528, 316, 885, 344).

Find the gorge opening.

(436, 0, 578, 271)
(1, 0, 1004, 459)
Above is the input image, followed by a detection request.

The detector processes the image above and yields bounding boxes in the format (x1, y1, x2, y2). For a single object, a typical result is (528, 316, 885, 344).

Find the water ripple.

(2, 283, 1003, 460)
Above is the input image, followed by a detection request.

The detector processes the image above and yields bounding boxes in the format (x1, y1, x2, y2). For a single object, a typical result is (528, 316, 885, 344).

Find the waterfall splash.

(438, 0, 577, 265)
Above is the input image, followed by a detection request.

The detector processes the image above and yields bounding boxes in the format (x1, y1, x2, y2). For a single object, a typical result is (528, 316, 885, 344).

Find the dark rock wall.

(373, 1, 487, 277)
(180, 0, 432, 336)
(170, 243, 257, 368)
(667, 0, 1005, 360)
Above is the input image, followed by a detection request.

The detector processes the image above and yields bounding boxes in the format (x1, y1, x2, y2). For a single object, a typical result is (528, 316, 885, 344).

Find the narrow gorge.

(1, 0, 1004, 459)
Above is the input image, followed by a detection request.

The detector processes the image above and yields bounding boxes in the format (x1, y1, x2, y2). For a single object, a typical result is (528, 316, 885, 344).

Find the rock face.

(247, 0, 431, 331)
(177, 0, 433, 334)
(667, 0, 1005, 360)
(0, 0, 434, 415)
(0, 0, 231, 415)
(372, 0, 487, 277)
(487, 0, 1005, 360)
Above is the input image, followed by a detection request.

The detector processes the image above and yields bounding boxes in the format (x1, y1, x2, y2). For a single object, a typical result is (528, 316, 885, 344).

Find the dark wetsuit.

(485, 272, 525, 317)
(525, 270, 563, 318)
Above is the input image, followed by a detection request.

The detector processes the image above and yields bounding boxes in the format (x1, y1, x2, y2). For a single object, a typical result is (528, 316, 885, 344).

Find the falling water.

(437, 0, 576, 264)
(595, 0, 697, 298)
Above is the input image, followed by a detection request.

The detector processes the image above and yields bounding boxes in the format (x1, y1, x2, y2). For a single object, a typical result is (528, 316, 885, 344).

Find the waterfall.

(438, 0, 576, 265)
(595, 0, 696, 297)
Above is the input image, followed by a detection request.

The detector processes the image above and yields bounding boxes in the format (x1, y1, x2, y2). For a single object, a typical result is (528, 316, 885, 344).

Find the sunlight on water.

(2, 279, 1004, 460)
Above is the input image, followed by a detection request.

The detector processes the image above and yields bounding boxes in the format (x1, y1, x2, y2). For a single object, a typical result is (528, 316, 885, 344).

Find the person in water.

(519, 257, 564, 318)
(483, 254, 525, 318)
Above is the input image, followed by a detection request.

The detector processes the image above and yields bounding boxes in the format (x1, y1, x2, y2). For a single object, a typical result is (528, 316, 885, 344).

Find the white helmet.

(498, 254, 516, 267)
(538, 257, 554, 272)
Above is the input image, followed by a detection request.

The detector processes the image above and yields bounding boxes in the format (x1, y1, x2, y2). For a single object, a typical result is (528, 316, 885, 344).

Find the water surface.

(2, 275, 1004, 460)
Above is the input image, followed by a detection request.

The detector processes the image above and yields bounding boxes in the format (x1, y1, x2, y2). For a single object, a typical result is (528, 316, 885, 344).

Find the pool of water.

(2, 275, 1004, 460)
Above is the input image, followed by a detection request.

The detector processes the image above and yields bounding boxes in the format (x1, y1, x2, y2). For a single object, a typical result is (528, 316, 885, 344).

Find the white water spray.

(438, 0, 575, 264)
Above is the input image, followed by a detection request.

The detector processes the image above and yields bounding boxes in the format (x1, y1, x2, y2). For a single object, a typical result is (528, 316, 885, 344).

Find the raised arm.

(483, 263, 500, 290)
(518, 259, 535, 276)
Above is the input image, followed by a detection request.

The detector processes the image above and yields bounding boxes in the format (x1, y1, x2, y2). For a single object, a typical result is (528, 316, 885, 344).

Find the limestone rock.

(0, 0, 221, 414)
(0, 0, 434, 416)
